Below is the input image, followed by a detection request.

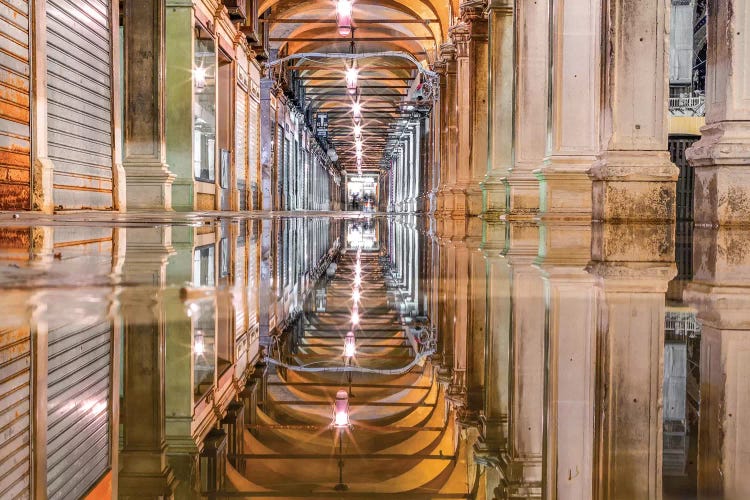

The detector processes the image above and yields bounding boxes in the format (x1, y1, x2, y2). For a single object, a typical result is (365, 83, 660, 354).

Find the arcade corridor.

(0, 0, 749, 499)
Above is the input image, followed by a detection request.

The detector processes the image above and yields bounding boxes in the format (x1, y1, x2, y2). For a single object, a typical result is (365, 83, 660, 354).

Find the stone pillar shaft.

(504, 0, 548, 218)
(589, 0, 677, 222)
(455, 4, 489, 217)
(123, 0, 175, 210)
(686, 0, 750, 226)
(536, 0, 601, 219)
(483, 0, 513, 218)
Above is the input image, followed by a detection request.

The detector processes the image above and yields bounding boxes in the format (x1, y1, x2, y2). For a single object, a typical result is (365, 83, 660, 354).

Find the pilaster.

(686, 1, 750, 225)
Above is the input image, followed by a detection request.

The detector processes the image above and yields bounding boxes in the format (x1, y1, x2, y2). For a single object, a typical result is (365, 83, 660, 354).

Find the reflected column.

(589, 224, 676, 498)
(499, 223, 544, 496)
(474, 221, 511, 477)
(536, 224, 596, 498)
(118, 227, 177, 499)
(684, 228, 750, 497)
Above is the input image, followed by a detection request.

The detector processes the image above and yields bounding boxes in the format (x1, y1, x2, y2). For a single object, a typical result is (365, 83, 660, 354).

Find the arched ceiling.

(262, 0, 451, 173)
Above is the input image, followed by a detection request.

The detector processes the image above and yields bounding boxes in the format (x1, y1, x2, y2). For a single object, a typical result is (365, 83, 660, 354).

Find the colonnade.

(426, 0, 750, 225)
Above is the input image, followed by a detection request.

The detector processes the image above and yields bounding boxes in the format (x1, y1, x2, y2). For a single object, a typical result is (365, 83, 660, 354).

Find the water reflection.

(0, 216, 747, 498)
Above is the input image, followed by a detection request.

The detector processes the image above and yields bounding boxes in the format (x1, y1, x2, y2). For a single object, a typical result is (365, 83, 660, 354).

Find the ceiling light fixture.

(345, 66, 358, 95)
(336, 0, 353, 37)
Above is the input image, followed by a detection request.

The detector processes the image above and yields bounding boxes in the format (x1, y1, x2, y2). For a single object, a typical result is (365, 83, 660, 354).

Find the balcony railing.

(669, 95, 705, 117)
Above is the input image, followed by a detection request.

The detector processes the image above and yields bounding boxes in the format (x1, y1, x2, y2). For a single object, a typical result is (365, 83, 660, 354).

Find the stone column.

(474, 221, 511, 465)
(536, 224, 596, 498)
(588, 223, 676, 498)
(166, 0, 196, 211)
(455, 2, 489, 217)
(498, 223, 544, 496)
(686, 1, 750, 225)
(684, 227, 750, 497)
(451, 21, 472, 217)
(589, 0, 678, 222)
(433, 60, 448, 214)
(482, 0, 513, 219)
(535, 0, 601, 219)
(439, 43, 458, 216)
(123, 0, 176, 210)
(503, 0, 549, 219)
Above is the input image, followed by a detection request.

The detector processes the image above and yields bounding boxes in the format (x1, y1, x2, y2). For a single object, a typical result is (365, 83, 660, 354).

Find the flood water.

(0, 213, 738, 498)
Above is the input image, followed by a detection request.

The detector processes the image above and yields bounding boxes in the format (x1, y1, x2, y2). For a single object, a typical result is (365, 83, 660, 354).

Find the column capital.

(449, 22, 471, 56)
(440, 40, 457, 62)
(431, 60, 447, 75)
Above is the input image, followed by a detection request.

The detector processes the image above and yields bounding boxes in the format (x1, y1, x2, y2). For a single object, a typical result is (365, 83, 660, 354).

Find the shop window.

(194, 31, 217, 182)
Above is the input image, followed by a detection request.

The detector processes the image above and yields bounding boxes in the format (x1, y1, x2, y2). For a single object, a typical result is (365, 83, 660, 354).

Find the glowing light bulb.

(353, 275, 361, 287)
(352, 102, 362, 120)
(345, 67, 358, 95)
(194, 332, 205, 356)
(336, 0, 353, 37)
(351, 309, 360, 325)
(354, 124, 362, 138)
(352, 289, 361, 302)
(344, 331, 356, 358)
(194, 66, 207, 89)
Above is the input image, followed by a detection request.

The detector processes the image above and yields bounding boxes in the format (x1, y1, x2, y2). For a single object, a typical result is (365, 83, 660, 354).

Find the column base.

(31, 157, 54, 213)
(535, 157, 594, 220)
(589, 151, 678, 222)
(687, 122, 750, 226)
(125, 162, 176, 210)
(481, 174, 507, 220)
(503, 172, 539, 219)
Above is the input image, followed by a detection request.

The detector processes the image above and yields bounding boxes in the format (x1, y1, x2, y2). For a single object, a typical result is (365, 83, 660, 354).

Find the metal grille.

(669, 135, 699, 221)
(0, 0, 31, 210)
(46, 0, 114, 209)
(248, 99, 260, 208)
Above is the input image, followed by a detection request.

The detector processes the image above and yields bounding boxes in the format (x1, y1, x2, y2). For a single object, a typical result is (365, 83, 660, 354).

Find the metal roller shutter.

(248, 98, 259, 209)
(46, 0, 113, 210)
(0, 0, 31, 210)
(236, 86, 247, 210)
(0, 326, 32, 499)
(46, 317, 111, 499)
